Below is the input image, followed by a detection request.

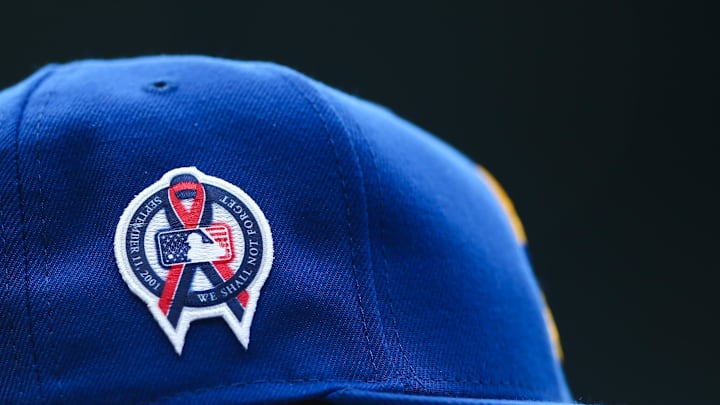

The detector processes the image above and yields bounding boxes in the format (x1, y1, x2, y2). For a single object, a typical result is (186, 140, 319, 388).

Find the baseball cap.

(0, 55, 574, 404)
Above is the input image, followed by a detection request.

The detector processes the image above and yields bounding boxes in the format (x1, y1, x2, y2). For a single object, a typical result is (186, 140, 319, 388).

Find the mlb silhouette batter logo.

(114, 167, 273, 354)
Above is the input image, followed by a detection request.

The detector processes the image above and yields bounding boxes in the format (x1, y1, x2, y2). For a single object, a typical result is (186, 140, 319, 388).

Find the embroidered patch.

(114, 167, 273, 354)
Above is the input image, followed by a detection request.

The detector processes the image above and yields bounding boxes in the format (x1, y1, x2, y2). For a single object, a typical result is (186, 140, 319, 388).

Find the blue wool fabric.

(0, 56, 573, 404)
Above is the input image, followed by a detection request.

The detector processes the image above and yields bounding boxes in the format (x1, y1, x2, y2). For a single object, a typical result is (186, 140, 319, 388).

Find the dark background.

(2, 2, 717, 404)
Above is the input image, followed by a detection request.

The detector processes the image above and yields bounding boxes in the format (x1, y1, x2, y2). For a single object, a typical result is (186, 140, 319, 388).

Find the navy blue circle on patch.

(123, 184, 264, 307)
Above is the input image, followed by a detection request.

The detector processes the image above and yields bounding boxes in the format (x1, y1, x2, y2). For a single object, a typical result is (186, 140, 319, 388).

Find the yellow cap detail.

(542, 295, 565, 363)
(477, 166, 564, 363)
(477, 167, 528, 245)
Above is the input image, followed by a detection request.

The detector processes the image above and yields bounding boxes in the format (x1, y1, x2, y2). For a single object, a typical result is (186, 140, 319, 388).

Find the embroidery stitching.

(114, 167, 273, 354)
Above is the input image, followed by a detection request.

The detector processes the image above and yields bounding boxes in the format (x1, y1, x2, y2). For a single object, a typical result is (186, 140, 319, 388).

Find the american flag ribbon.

(158, 176, 248, 328)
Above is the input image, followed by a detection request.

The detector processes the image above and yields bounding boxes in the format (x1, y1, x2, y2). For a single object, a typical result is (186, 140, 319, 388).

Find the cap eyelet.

(143, 80, 177, 93)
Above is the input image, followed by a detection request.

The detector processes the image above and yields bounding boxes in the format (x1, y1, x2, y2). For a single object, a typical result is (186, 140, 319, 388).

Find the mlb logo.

(156, 224, 234, 267)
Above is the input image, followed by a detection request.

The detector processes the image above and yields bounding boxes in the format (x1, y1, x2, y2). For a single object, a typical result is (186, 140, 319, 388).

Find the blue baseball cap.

(0, 55, 574, 404)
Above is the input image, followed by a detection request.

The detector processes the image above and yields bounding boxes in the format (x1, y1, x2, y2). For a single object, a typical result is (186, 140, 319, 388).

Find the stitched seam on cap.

(353, 115, 426, 391)
(143, 376, 555, 405)
(30, 82, 66, 402)
(271, 67, 380, 372)
(302, 85, 394, 372)
(312, 92, 421, 389)
(12, 66, 58, 403)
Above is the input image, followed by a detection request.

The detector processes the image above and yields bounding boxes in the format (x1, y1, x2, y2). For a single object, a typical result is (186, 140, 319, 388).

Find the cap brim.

(323, 388, 576, 405)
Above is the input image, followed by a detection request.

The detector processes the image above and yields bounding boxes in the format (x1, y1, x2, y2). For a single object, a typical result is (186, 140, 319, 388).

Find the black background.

(2, 2, 717, 404)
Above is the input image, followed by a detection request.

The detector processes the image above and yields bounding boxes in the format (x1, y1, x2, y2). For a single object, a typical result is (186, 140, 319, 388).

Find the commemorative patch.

(114, 167, 273, 354)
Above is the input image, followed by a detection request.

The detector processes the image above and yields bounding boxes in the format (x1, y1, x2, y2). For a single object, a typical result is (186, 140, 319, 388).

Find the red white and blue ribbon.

(159, 178, 247, 328)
